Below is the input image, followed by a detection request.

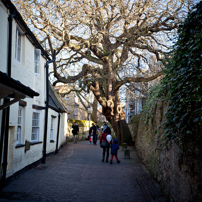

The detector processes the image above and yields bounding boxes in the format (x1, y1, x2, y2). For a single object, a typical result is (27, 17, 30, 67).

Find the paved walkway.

(0, 141, 166, 202)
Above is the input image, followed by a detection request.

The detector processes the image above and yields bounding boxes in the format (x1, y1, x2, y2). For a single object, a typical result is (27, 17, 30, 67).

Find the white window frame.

(15, 27, 22, 62)
(17, 106, 23, 144)
(75, 107, 78, 116)
(31, 110, 41, 142)
(34, 48, 41, 75)
(50, 116, 55, 141)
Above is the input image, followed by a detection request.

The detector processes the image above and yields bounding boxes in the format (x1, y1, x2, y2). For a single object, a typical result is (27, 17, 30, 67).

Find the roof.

(0, 71, 39, 110)
(0, 71, 39, 98)
(48, 83, 68, 113)
(1, 0, 50, 60)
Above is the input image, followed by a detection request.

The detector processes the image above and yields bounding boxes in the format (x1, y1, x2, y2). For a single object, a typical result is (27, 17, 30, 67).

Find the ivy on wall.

(142, 2, 202, 147)
(141, 84, 163, 128)
(162, 2, 202, 145)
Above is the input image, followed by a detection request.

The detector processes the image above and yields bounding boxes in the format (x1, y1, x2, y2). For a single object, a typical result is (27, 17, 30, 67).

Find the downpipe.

(41, 50, 56, 164)
(0, 12, 15, 188)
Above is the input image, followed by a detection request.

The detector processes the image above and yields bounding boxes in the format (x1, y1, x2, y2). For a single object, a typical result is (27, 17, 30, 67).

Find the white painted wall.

(60, 113, 68, 145)
(46, 109, 59, 153)
(0, 0, 68, 178)
(0, 2, 47, 176)
(6, 16, 47, 176)
(0, 2, 8, 73)
(46, 111, 68, 154)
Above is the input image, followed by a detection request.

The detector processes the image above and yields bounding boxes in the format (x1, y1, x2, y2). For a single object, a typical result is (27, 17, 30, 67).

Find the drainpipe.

(7, 12, 15, 77)
(0, 108, 6, 186)
(1, 104, 10, 186)
(41, 50, 56, 164)
(0, 12, 15, 187)
(55, 112, 61, 154)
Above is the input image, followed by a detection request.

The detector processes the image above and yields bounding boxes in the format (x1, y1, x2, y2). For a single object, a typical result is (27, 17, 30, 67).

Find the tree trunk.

(90, 73, 132, 144)
(91, 97, 98, 122)
(102, 92, 133, 145)
(111, 116, 132, 145)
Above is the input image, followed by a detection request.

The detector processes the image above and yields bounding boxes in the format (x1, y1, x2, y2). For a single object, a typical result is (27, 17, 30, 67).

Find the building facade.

(0, 0, 68, 184)
(124, 84, 147, 123)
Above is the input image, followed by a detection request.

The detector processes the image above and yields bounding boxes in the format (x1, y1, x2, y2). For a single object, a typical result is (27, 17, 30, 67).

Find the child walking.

(110, 139, 120, 164)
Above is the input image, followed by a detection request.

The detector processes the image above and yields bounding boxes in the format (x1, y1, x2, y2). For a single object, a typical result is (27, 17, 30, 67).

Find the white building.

(0, 0, 68, 185)
(124, 85, 147, 123)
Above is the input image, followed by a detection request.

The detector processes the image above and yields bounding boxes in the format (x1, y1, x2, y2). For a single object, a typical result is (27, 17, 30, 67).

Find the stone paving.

(0, 141, 166, 202)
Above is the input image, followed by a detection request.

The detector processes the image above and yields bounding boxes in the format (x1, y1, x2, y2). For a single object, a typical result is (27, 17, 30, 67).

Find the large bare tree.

(13, 0, 194, 143)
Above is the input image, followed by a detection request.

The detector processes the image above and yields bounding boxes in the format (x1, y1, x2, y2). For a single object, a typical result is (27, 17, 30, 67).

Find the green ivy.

(141, 83, 163, 128)
(161, 2, 202, 145)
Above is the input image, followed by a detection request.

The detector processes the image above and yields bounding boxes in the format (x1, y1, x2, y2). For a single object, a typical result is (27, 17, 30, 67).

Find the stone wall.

(128, 114, 141, 142)
(132, 101, 202, 201)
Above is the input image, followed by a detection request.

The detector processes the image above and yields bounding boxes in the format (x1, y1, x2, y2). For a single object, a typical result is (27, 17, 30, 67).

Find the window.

(17, 106, 23, 144)
(74, 107, 78, 117)
(50, 116, 55, 141)
(34, 49, 41, 74)
(15, 28, 22, 62)
(31, 111, 40, 142)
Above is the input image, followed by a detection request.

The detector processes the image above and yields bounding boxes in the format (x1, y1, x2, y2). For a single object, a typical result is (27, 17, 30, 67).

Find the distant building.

(124, 84, 147, 123)
(54, 84, 89, 120)
(124, 59, 161, 123)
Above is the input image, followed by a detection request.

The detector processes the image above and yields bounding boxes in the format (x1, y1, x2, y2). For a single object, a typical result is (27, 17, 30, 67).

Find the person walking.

(93, 122, 99, 144)
(101, 121, 108, 132)
(91, 122, 99, 145)
(101, 121, 111, 134)
(89, 123, 94, 144)
(110, 139, 120, 164)
(72, 122, 79, 144)
(100, 126, 112, 163)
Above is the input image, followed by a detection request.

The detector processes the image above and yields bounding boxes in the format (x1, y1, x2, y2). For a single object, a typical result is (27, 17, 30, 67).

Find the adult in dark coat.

(100, 131, 112, 163)
(89, 123, 94, 144)
(72, 122, 79, 144)
(92, 122, 99, 145)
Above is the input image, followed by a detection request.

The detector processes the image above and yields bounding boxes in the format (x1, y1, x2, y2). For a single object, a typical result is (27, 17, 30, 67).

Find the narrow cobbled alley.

(0, 141, 166, 202)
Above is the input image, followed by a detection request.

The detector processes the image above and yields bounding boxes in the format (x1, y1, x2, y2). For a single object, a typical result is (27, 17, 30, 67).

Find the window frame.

(50, 116, 55, 141)
(15, 27, 22, 62)
(74, 107, 78, 117)
(31, 110, 41, 142)
(17, 106, 23, 144)
(34, 48, 41, 75)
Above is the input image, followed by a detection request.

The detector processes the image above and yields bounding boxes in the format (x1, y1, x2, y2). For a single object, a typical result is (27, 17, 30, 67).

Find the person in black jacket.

(101, 121, 111, 134)
(72, 122, 79, 144)
(89, 123, 94, 144)
(93, 122, 99, 145)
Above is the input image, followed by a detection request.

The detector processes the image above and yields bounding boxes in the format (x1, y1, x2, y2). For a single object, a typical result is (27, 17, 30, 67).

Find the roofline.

(2, 0, 51, 60)
(49, 83, 69, 113)
(48, 102, 66, 113)
(0, 71, 39, 98)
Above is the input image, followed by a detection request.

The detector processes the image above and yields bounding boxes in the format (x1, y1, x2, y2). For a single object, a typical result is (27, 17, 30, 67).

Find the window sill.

(50, 140, 55, 143)
(34, 73, 40, 77)
(30, 141, 42, 145)
(15, 143, 25, 148)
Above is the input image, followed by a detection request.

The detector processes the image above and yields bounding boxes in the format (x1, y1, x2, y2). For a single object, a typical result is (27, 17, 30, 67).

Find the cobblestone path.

(0, 141, 166, 202)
